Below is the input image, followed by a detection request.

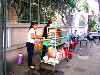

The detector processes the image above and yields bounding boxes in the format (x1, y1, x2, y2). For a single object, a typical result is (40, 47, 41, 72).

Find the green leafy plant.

(7, 0, 78, 24)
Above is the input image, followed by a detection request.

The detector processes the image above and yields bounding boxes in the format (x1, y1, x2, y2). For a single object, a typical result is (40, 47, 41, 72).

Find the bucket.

(17, 53, 24, 64)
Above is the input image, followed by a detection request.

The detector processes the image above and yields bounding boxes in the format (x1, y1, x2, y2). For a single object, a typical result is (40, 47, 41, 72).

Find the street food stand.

(40, 26, 75, 71)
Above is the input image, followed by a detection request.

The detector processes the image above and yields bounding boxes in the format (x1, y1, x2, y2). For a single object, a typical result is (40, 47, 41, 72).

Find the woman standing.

(26, 22, 39, 69)
(41, 20, 52, 60)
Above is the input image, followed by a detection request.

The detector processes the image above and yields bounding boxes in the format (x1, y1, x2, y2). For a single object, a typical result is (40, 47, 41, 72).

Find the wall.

(11, 27, 28, 46)
(6, 23, 44, 47)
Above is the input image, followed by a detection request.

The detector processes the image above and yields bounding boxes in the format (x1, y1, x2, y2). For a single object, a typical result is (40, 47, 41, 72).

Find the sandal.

(29, 66, 35, 69)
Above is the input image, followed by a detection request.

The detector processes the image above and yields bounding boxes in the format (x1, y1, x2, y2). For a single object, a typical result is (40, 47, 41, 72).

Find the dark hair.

(29, 22, 38, 30)
(75, 30, 77, 31)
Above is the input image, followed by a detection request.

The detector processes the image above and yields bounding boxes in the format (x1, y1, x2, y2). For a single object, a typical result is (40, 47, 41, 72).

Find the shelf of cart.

(49, 44, 62, 47)
(48, 37, 65, 39)
(42, 56, 59, 65)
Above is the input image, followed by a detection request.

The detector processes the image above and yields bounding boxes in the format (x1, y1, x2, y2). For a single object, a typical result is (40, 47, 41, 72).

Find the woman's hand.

(31, 34, 41, 39)
(31, 34, 37, 39)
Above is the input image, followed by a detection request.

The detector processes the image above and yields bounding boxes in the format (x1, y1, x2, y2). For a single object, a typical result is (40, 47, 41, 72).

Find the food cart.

(40, 27, 75, 71)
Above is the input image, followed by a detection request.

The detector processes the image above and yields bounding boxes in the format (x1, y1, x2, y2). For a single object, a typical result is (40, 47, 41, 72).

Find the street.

(6, 42, 100, 75)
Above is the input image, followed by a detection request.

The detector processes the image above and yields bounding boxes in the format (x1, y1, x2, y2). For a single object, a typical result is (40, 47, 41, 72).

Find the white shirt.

(27, 28, 42, 43)
(27, 28, 36, 43)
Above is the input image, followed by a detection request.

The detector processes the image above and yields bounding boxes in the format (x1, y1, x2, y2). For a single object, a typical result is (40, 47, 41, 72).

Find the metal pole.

(1, 0, 6, 74)
(44, 0, 46, 24)
(38, 0, 40, 24)
(30, 0, 31, 22)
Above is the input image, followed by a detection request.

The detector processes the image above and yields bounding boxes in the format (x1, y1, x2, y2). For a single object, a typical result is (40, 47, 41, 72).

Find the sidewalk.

(6, 47, 28, 75)
(6, 43, 100, 75)
(56, 43, 100, 75)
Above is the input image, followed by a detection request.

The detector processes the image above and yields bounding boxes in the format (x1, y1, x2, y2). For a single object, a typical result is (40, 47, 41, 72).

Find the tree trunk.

(8, 7, 18, 24)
